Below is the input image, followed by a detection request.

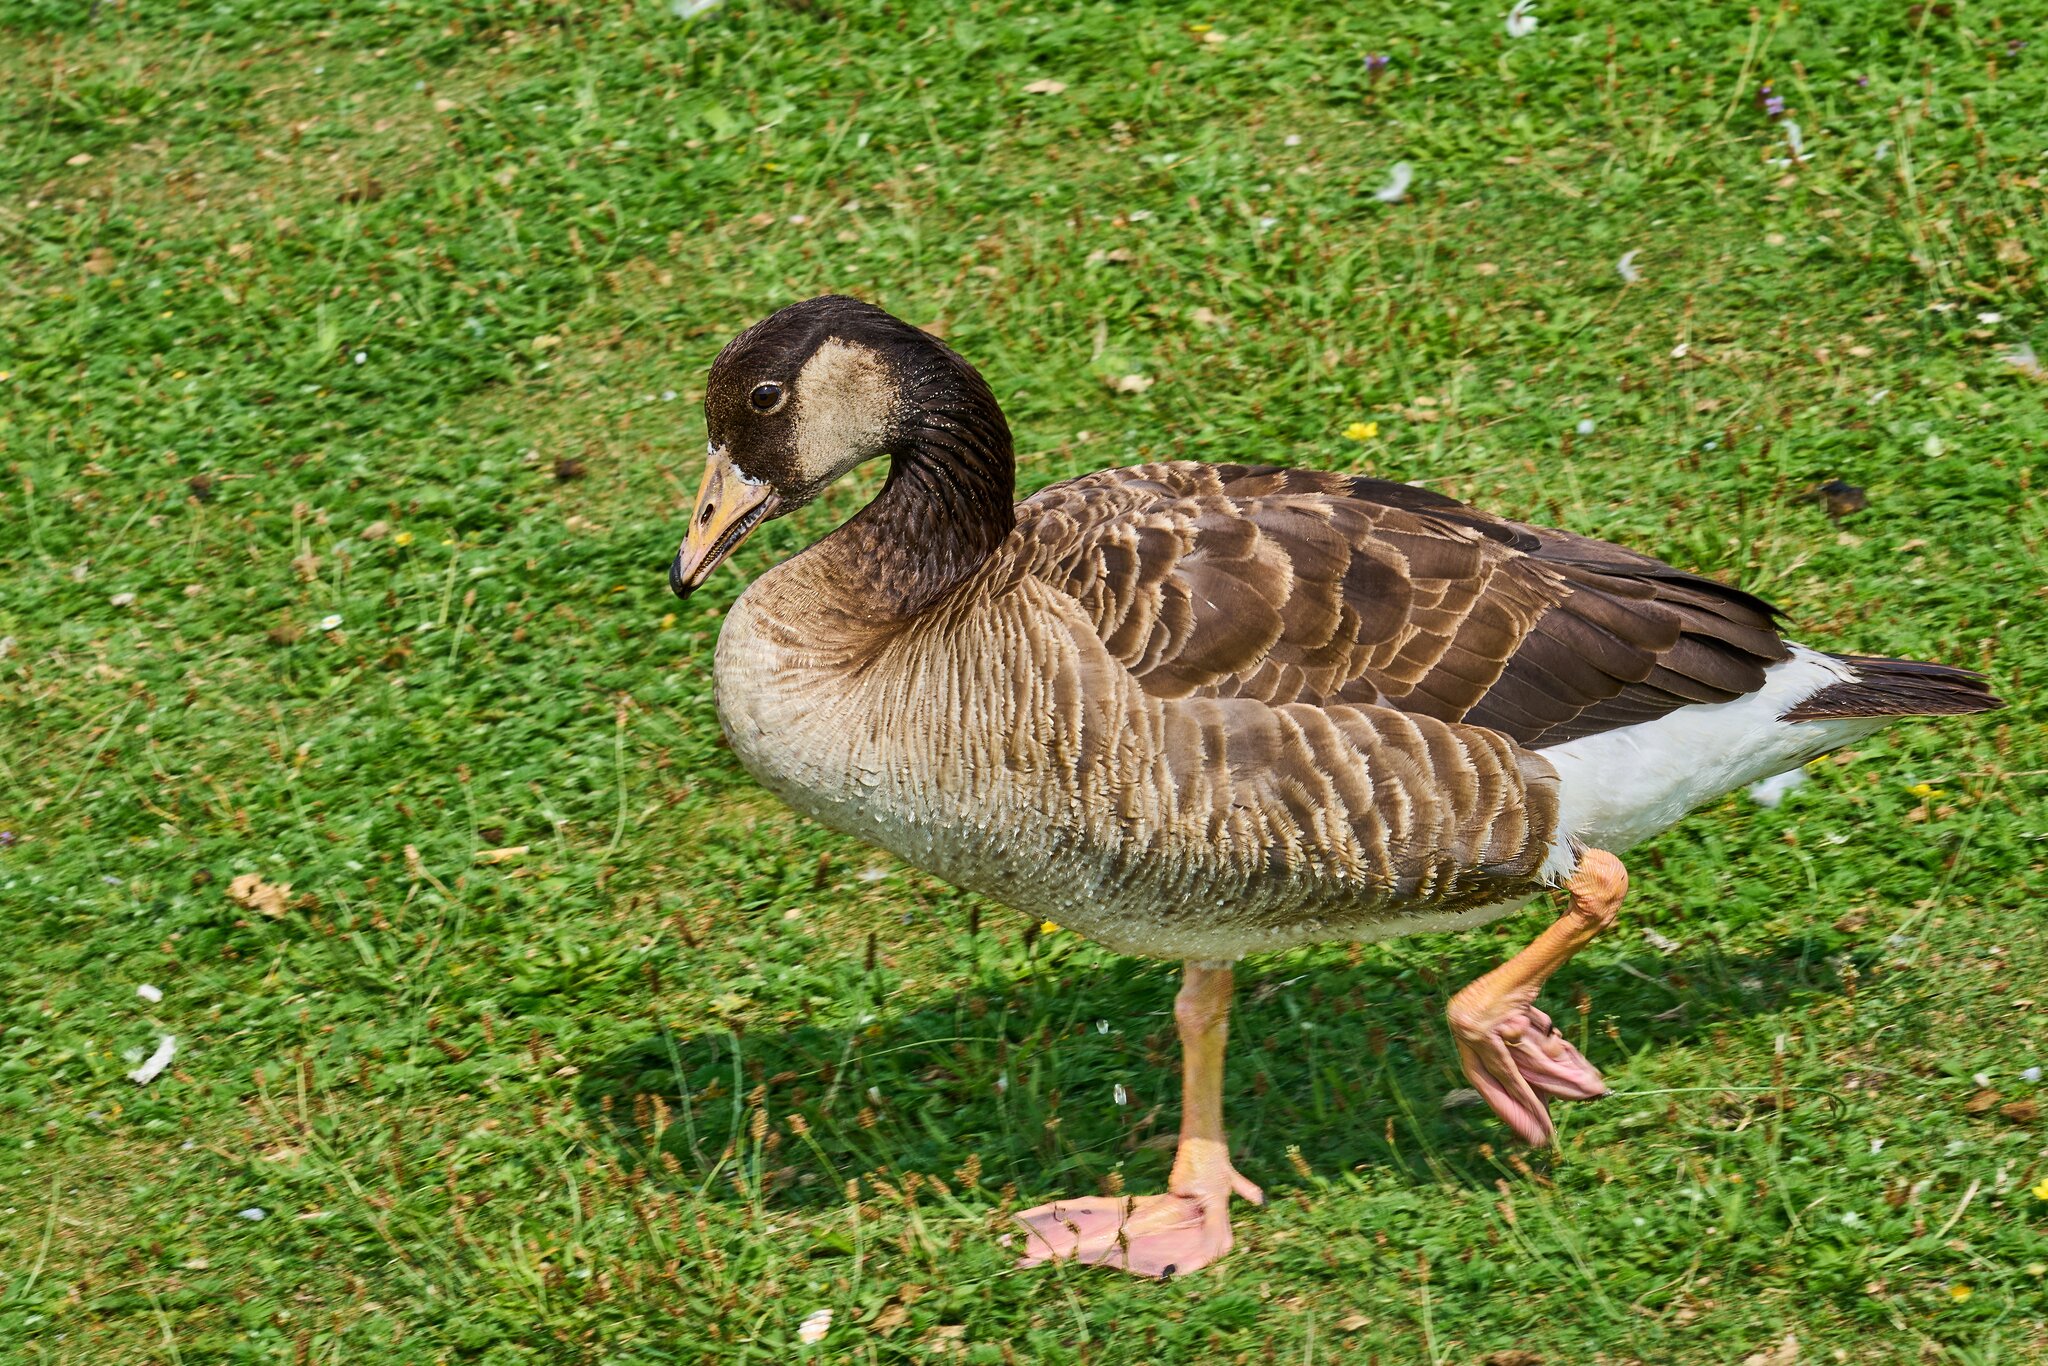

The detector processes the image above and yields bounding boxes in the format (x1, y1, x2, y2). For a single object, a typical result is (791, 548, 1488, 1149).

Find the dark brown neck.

(833, 357, 1016, 618)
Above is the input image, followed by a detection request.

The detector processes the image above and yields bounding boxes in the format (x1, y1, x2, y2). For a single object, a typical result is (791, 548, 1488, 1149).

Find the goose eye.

(749, 382, 785, 413)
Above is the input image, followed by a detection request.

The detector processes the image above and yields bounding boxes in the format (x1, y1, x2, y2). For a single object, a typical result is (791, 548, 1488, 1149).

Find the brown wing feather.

(1017, 461, 1790, 749)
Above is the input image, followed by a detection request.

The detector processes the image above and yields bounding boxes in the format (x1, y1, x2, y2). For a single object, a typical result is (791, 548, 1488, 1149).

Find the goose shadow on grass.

(573, 928, 1887, 1212)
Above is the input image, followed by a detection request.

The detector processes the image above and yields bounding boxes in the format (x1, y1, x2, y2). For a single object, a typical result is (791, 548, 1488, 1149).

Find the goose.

(668, 295, 2002, 1278)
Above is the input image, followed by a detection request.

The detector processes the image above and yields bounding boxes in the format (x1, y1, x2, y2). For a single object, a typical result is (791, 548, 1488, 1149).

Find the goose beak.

(670, 447, 781, 599)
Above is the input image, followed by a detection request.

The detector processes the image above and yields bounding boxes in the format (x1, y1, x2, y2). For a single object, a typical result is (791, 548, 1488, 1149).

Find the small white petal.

(1972, 1071, 1992, 1088)
(352, 351, 367, 365)
(1747, 769, 1805, 808)
(136, 984, 163, 1004)
(1873, 139, 1892, 161)
(1575, 418, 1596, 435)
(1372, 161, 1414, 204)
(2022, 1066, 2041, 1084)
(798, 1309, 833, 1345)
(1641, 927, 1680, 954)
(238, 1207, 267, 1221)
(1504, 0, 1538, 38)
(1975, 311, 2003, 324)
(1616, 249, 1642, 284)
(317, 614, 343, 632)
(1283, 134, 1302, 147)
(1783, 120, 1806, 162)
(1113, 1083, 1128, 1106)
(129, 1035, 177, 1084)
(1869, 1137, 1885, 1154)
(1998, 342, 2044, 379)
(110, 592, 136, 608)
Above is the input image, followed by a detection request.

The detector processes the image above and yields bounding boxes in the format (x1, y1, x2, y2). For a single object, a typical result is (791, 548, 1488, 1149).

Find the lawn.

(2, 0, 2045, 1360)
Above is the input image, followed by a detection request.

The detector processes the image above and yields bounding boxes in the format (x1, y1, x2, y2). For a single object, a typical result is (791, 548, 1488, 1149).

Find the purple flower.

(0, 831, 15, 847)
(2008, 38, 2027, 54)
(1764, 93, 1786, 118)
(1363, 52, 1391, 77)
(1856, 74, 1870, 87)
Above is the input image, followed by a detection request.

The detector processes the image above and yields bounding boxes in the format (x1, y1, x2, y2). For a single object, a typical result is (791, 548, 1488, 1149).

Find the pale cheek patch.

(791, 338, 895, 489)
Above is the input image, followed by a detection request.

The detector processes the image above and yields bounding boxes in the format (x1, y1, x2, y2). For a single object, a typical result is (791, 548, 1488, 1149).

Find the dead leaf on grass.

(1741, 1331, 1799, 1366)
(1793, 479, 1868, 522)
(228, 873, 292, 919)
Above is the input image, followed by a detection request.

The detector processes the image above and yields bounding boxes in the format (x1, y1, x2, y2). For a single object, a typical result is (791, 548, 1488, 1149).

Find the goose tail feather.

(1780, 654, 2004, 722)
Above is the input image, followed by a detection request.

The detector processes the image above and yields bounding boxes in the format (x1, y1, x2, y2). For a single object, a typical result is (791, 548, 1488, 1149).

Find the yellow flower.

(2026, 1263, 2046, 1277)
(660, 613, 678, 630)
(1188, 22, 1213, 33)
(2032, 1178, 2048, 1201)
(392, 531, 415, 547)
(1342, 421, 1379, 441)
(1908, 782, 1945, 799)
(1039, 921, 1061, 935)
(1948, 1284, 1972, 1302)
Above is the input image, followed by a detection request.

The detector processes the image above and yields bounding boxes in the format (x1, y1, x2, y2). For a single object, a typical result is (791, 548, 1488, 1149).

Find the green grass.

(2, 0, 2046, 1360)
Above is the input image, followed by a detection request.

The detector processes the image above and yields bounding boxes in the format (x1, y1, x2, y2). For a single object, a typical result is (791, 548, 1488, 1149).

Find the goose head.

(670, 295, 990, 599)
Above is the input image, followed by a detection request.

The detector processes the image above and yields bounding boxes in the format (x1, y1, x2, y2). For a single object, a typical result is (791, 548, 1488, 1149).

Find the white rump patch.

(1543, 646, 1883, 854)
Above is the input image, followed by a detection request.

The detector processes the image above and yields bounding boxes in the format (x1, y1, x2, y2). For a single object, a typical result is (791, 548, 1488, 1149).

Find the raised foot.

(1446, 849, 1628, 1146)
(1015, 1171, 1263, 1279)
(1449, 1001, 1606, 1147)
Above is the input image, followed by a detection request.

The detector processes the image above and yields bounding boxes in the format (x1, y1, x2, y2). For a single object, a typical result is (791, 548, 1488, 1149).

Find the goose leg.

(1447, 848, 1629, 1146)
(1015, 960, 1263, 1277)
